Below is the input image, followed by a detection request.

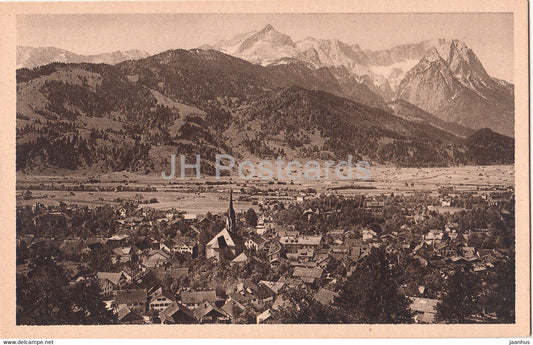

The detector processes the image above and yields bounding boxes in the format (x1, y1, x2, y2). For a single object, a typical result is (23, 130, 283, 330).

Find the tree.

(245, 208, 258, 227)
(436, 267, 482, 323)
(17, 257, 116, 325)
(339, 247, 414, 323)
(485, 257, 515, 322)
(272, 287, 348, 323)
(68, 280, 117, 324)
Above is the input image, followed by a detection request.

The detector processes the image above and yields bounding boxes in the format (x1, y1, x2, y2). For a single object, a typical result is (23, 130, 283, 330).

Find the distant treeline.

(17, 184, 157, 192)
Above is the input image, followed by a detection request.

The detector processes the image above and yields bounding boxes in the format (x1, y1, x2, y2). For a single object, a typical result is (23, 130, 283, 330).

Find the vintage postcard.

(0, 0, 529, 339)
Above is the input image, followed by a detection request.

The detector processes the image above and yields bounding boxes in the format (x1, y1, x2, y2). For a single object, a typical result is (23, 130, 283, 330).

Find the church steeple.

(226, 189, 236, 234)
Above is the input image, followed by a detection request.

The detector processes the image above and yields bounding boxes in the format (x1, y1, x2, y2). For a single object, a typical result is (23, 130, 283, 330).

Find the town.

(16, 175, 515, 325)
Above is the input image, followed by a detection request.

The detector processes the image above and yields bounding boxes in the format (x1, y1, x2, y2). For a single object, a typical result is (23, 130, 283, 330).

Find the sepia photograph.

(0, 0, 530, 340)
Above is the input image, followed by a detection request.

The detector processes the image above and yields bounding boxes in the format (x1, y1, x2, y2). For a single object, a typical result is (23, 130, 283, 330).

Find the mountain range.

(18, 25, 514, 137)
(17, 46, 150, 69)
(16, 45, 514, 174)
(201, 25, 514, 137)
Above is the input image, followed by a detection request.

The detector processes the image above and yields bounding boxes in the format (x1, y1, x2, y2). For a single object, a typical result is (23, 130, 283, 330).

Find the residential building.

(116, 288, 148, 314)
(97, 271, 128, 296)
(159, 302, 197, 324)
(180, 290, 217, 310)
(148, 287, 175, 312)
(194, 301, 230, 324)
(410, 297, 442, 324)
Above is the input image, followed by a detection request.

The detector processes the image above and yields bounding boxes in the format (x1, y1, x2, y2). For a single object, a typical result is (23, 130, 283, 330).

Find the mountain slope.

(16, 50, 514, 173)
(17, 46, 150, 69)
(464, 128, 514, 165)
(117, 48, 388, 110)
(395, 40, 514, 137)
(387, 99, 475, 138)
(205, 26, 514, 137)
(226, 86, 513, 167)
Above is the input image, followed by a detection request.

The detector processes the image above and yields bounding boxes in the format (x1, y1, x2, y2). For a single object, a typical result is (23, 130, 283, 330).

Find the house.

(424, 230, 444, 243)
(151, 239, 161, 250)
(183, 213, 198, 220)
(410, 297, 441, 324)
(180, 290, 217, 310)
(488, 192, 512, 207)
(143, 250, 171, 268)
(247, 281, 277, 304)
(435, 243, 458, 257)
(279, 235, 322, 252)
(314, 288, 339, 307)
(262, 238, 277, 252)
(271, 294, 292, 312)
(172, 237, 198, 255)
(150, 266, 189, 282)
(461, 247, 476, 258)
(288, 247, 314, 262)
(107, 233, 130, 247)
(292, 267, 323, 285)
(194, 301, 230, 323)
(316, 254, 331, 269)
(255, 224, 267, 235)
(245, 234, 266, 251)
(258, 281, 285, 295)
(205, 228, 236, 261)
(97, 272, 128, 296)
(119, 270, 133, 283)
(116, 289, 148, 314)
(148, 287, 175, 312)
(221, 299, 245, 322)
(445, 222, 459, 233)
(473, 263, 487, 272)
(256, 215, 275, 235)
(329, 245, 350, 260)
(256, 309, 272, 324)
(118, 208, 128, 219)
(159, 240, 175, 254)
(277, 277, 303, 289)
(230, 252, 249, 267)
(112, 246, 132, 264)
(478, 249, 500, 265)
(159, 302, 197, 324)
(117, 306, 144, 324)
(362, 229, 377, 242)
(228, 291, 259, 306)
(267, 241, 282, 266)
(363, 200, 385, 216)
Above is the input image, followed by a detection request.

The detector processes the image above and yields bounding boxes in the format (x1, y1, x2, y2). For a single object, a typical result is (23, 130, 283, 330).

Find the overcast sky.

(17, 13, 514, 82)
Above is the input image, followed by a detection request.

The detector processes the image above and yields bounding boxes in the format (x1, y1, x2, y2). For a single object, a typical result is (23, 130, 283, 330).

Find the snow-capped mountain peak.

(200, 26, 439, 99)
(208, 24, 297, 65)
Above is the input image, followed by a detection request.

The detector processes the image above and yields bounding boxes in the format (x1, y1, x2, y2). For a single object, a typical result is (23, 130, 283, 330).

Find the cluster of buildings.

(17, 187, 514, 325)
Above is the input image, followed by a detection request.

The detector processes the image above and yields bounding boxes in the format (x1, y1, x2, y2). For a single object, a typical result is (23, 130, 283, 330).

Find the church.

(205, 190, 238, 261)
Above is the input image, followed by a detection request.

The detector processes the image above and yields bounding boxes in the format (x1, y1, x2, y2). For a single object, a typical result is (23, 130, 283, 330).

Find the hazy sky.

(17, 13, 514, 82)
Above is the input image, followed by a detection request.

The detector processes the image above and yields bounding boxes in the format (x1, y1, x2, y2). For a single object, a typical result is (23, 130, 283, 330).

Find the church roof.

(206, 228, 236, 248)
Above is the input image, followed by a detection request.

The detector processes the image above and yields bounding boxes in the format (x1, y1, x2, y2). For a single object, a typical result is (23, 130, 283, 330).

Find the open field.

(16, 164, 514, 214)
